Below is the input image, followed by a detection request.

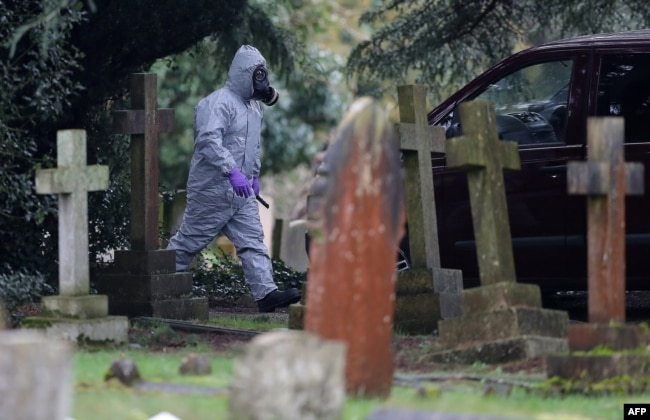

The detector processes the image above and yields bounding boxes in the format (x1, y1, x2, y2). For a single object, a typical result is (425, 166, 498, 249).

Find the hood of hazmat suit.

(187, 45, 267, 195)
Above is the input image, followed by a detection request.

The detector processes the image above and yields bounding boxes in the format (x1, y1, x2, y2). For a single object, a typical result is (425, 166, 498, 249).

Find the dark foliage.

(348, 0, 650, 102)
(191, 253, 306, 303)
(0, 0, 86, 289)
(0, 263, 54, 327)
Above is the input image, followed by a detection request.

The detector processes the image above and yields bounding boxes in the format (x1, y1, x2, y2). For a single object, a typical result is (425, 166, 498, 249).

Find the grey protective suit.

(167, 45, 276, 300)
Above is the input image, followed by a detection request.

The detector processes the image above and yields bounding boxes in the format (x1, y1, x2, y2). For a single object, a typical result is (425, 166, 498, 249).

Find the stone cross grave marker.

(113, 73, 174, 251)
(567, 117, 644, 323)
(32, 130, 128, 342)
(395, 84, 464, 324)
(36, 129, 109, 296)
(98, 73, 208, 321)
(546, 117, 647, 383)
(445, 99, 520, 285)
(305, 97, 405, 398)
(429, 100, 569, 364)
(396, 84, 445, 269)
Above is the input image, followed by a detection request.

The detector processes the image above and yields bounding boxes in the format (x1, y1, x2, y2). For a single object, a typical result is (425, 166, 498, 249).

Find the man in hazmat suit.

(167, 45, 301, 313)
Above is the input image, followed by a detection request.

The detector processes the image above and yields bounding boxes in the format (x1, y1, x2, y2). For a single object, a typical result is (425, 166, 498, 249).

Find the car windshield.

(478, 60, 572, 115)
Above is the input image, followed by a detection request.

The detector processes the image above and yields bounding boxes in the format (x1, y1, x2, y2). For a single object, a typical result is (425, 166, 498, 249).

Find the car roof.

(538, 29, 650, 49)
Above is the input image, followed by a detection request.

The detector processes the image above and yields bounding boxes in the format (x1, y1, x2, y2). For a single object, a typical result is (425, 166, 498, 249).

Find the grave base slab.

(546, 353, 650, 382)
(109, 297, 208, 321)
(394, 268, 441, 335)
(568, 323, 644, 351)
(114, 249, 176, 274)
(438, 306, 569, 345)
(461, 282, 542, 315)
(21, 315, 129, 343)
(96, 271, 193, 300)
(288, 303, 305, 330)
(426, 335, 568, 364)
(42, 294, 108, 318)
(432, 267, 463, 319)
(367, 407, 514, 420)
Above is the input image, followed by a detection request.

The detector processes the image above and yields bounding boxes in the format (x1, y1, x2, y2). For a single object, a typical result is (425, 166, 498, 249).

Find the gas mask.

(251, 65, 279, 106)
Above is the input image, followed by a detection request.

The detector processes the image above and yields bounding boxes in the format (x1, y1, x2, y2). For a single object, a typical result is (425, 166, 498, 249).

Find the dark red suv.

(427, 30, 650, 291)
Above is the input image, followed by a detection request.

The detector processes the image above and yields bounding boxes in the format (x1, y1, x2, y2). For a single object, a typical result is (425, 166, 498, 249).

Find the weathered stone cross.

(394, 84, 464, 323)
(36, 130, 109, 295)
(396, 84, 446, 269)
(432, 100, 569, 365)
(546, 118, 647, 382)
(113, 73, 175, 251)
(446, 100, 520, 285)
(567, 117, 644, 323)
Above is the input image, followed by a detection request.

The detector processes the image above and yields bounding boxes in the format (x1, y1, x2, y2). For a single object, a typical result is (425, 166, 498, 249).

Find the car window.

(442, 60, 573, 145)
(476, 60, 572, 145)
(596, 54, 650, 142)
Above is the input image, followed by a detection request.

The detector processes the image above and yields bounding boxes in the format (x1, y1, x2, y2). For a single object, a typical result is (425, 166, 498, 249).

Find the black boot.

(257, 288, 301, 313)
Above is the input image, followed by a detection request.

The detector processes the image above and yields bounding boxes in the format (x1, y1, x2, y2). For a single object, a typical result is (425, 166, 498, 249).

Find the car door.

(433, 53, 590, 291)
(586, 51, 650, 290)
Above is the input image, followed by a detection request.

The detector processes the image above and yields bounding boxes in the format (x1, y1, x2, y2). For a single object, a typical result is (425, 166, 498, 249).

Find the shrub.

(191, 253, 307, 304)
(0, 263, 55, 327)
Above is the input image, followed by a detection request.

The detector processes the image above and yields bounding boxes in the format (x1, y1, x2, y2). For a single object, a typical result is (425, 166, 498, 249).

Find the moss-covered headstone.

(394, 84, 464, 334)
(428, 100, 569, 364)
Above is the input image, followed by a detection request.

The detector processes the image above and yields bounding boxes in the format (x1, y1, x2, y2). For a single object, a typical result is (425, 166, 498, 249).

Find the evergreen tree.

(348, 0, 650, 102)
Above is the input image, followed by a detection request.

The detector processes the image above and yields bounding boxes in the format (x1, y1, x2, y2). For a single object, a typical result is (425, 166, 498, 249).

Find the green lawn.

(70, 345, 646, 420)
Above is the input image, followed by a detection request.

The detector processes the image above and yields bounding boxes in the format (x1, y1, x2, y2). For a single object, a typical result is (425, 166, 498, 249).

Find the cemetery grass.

(66, 319, 648, 420)
(206, 313, 288, 331)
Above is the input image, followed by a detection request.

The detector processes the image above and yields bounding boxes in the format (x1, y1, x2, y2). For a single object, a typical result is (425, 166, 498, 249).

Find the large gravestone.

(546, 117, 649, 382)
(427, 100, 568, 364)
(23, 130, 128, 342)
(304, 97, 405, 398)
(229, 330, 346, 419)
(394, 85, 463, 335)
(96, 73, 208, 320)
(273, 218, 310, 272)
(0, 330, 72, 420)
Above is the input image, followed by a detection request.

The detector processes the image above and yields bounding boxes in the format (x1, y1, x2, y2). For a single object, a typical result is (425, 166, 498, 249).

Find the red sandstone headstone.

(304, 97, 405, 398)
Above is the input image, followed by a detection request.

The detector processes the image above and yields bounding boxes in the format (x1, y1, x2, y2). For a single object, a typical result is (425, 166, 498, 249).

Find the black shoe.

(257, 288, 301, 313)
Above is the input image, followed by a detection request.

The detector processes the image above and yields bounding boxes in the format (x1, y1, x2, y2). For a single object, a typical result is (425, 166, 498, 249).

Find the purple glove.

(229, 168, 252, 197)
(252, 176, 260, 195)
